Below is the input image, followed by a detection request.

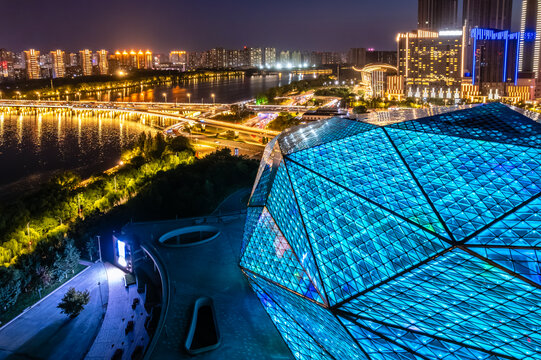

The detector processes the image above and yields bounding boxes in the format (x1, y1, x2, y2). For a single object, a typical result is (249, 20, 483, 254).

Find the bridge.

(0, 100, 280, 137)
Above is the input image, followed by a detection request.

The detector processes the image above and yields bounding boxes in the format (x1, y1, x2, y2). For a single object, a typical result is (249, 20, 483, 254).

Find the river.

(0, 74, 301, 199)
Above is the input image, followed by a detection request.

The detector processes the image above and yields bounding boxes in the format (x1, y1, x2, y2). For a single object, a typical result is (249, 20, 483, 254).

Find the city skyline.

(0, 0, 524, 52)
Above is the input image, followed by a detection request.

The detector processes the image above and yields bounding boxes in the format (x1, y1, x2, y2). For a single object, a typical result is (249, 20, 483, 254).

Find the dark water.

(79, 73, 308, 104)
(0, 112, 150, 198)
(0, 75, 304, 198)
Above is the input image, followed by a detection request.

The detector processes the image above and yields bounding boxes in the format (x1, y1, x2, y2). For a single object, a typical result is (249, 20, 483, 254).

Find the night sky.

(1, 0, 523, 53)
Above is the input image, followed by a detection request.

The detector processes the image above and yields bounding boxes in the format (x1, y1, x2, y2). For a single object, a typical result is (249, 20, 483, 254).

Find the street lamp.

(36, 92, 40, 101)
(77, 92, 81, 101)
(118, 92, 122, 101)
(162, 92, 167, 103)
(187, 93, 191, 104)
(16, 91, 21, 100)
(211, 93, 215, 105)
(65, 91, 69, 102)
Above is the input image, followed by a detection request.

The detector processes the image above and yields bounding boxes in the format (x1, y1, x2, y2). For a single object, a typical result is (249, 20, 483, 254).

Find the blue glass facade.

(240, 103, 541, 359)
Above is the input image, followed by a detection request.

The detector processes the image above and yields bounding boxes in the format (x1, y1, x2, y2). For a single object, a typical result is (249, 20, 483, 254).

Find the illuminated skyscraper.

(397, 29, 462, 91)
(0, 49, 14, 80)
(264, 48, 276, 68)
(463, 0, 513, 29)
(24, 49, 41, 80)
(79, 49, 93, 76)
(418, 0, 458, 30)
(462, 0, 513, 77)
(169, 51, 186, 65)
(518, 0, 541, 99)
(50, 50, 66, 78)
(97, 50, 108, 75)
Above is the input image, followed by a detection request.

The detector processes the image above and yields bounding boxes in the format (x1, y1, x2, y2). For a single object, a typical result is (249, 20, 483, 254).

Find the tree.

(0, 267, 22, 311)
(57, 287, 90, 319)
(353, 105, 368, 114)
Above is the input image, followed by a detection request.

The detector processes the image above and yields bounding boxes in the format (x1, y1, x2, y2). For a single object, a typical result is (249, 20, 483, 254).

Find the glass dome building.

(239, 103, 541, 360)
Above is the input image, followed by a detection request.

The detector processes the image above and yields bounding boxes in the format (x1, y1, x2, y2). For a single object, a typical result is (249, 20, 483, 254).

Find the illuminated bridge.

(0, 100, 280, 137)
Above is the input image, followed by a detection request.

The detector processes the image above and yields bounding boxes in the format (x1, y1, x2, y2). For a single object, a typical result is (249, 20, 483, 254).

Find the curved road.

(0, 263, 108, 360)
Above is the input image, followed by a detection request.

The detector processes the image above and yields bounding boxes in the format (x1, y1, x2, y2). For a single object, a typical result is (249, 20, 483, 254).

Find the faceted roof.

(240, 103, 541, 360)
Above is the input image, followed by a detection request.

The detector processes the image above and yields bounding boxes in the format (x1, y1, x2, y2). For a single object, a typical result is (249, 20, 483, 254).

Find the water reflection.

(0, 112, 151, 189)
(77, 74, 301, 103)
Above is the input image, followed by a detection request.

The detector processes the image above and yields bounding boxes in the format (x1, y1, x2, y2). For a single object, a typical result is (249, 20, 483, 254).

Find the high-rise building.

(50, 50, 66, 78)
(169, 51, 186, 65)
(291, 51, 302, 67)
(97, 50, 108, 75)
(24, 49, 41, 80)
(79, 49, 93, 76)
(249, 48, 263, 68)
(418, 0, 458, 30)
(0, 49, 14, 81)
(348, 48, 398, 68)
(470, 28, 521, 88)
(462, 0, 513, 77)
(397, 29, 462, 92)
(226, 50, 241, 68)
(68, 53, 78, 67)
(519, 0, 541, 97)
(264, 48, 276, 68)
(462, 0, 513, 29)
(279, 51, 290, 65)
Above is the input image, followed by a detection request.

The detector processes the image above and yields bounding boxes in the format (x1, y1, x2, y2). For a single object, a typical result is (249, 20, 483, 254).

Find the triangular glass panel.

(240, 206, 264, 258)
(288, 127, 448, 238)
(249, 137, 282, 206)
(389, 102, 541, 149)
(240, 208, 324, 303)
(470, 247, 541, 285)
(248, 272, 368, 360)
(267, 162, 325, 302)
(339, 316, 425, 360)
(287, 161, 449, 305)
(341, 248, 541, 360)
(467, 196, 541, 246)
(247, 276, 333, 360)
(387, 127, 541, 240)
(277, 117, 377, 155)
(341, 315, 500, 360)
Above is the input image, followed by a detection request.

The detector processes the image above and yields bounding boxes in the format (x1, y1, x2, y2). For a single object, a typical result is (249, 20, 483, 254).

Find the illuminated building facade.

(79, 49, 93, 76)
(97, 50, 108, 75)
(418, 0, 458, 30)
(519, 0, 541, 98)
(241, 103, 541, 360)
(397, 29, 462, 91)
(24, 49, 41, 79)
(169, 50, 186, 65)
(264, 48, 276, 67)
(470, 28, 523, 88)
(50, 50, 65, 78)
(0, 49, 14, 81)
(462, 0, 514, 76)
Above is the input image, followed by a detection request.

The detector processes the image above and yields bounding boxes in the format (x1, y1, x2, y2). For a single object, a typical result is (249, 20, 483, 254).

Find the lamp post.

(35, 92, 40, 101)
(16, 91, 21, 100)
(187, 93, 191, 104)
(77, 92, 81, 101)
(162, 92, 167, 103)
(97, 281, 104, 312)
(211, 93, 215, 106)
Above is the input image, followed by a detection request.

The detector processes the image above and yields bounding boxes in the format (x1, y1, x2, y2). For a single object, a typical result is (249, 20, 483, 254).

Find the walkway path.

(85, 263, 150, 360)
(0, 263, 108, 360)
